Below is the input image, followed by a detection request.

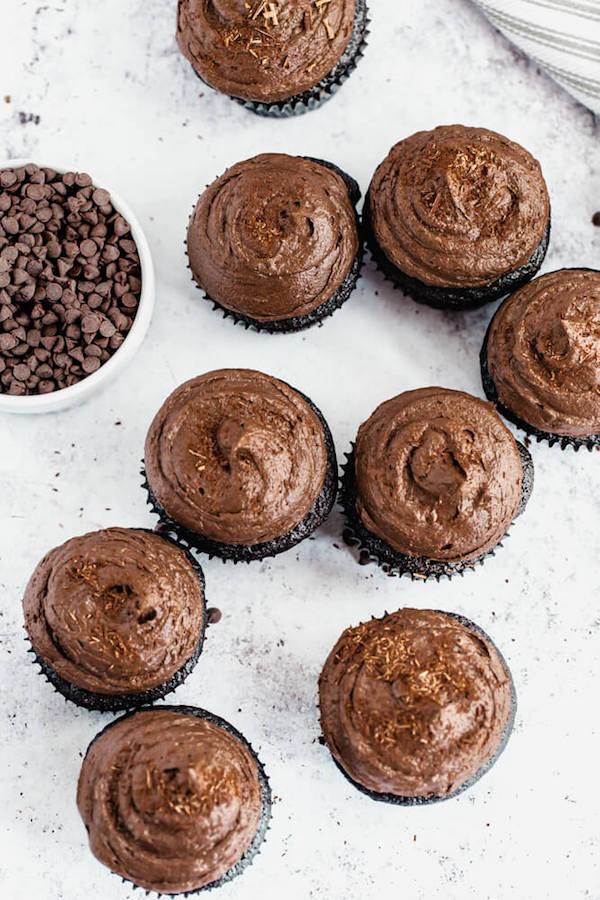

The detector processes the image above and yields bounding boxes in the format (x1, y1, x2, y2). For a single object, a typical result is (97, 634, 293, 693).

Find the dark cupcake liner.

(26, 530, 208, 712)
(143, 386, 338, 563)
(339, 443, 534, 581)
(82, 705, 272, 896)
(196, 0, 369, 118)
(480, 313, 600, 452)
(324, 610, 517, 805)
(188, 158, 363, 334)
(362, 187, 551, 311)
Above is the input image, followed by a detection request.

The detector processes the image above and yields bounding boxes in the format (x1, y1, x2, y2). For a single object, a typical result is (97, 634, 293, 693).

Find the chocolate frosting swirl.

(77, 708, 263, 893)
(319, 609, 512, 798)
(487, 269, 600, 437)
(176, 0, 356, 102)
(187, 154, 359, 323)
(145, 369, 328, 545)
(368, 125, 550, 288)
(354, 388, 523, 562)
(23, 528, 205, 695)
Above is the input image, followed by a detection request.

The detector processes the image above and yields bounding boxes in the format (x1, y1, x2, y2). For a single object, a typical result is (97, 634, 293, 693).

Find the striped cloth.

(472, 0, 600, 116)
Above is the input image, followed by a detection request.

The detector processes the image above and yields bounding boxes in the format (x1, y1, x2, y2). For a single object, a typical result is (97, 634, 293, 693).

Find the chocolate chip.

(0, 171, 17, 188)
(113, 216, 130, 236)
(0, 333, 18, 350)
(27, 259, 43, 277)
(13, 363, 31, 381)
(80, 238, 97, 257)
(119, 239, 137, 254)
(69, 347, 84, 363)
(109, 332, 125, 350)
(92, 188, 110, 206)
(35, 207, 53, 223)
(102, 244, 119, 263)
(82, 355, 101, 374)
(2, 217, 19, 235)
(26, 184, 45, 201)
(56, 258, 72, 277)
(46, 282, 63, 301)
(98, 318, 116, 337)
(81, 313, 100, 334)
(0, 165, 142, 395)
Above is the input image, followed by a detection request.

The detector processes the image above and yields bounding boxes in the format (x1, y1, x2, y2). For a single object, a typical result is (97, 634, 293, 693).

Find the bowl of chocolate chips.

(0, 161, 154, 413)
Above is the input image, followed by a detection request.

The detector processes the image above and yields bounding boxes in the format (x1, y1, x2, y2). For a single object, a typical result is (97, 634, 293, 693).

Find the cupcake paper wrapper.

(142, 387, 338, 562)
(324, 610, 517, 806)
(26, 530, 208, 712)
(480, 321, 600, 452)
(83, 705, 272, 896)
(362, 187, 551, 311)
(223, 0, 370, 117)
(339, 443, 534, 581)
(187, 157, 363, 334)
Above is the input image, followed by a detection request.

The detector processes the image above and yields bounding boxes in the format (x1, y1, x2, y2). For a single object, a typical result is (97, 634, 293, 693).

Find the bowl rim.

(0, 159, 155, 414)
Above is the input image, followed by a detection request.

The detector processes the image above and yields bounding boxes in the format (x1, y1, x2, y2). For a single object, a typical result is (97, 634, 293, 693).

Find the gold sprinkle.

(250, 0, 267, 20)
(333, 617, 470, 748)
(323, 17, 335, 39)
(188, 448, 208, 473)
(264, 2, 279, 25)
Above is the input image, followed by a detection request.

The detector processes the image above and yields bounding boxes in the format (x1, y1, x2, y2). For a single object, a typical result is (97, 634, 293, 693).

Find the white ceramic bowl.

(0, 160, 155, 414)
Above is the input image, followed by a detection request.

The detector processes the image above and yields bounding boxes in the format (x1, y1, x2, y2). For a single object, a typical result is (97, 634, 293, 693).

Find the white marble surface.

(1, 2, 600, 898)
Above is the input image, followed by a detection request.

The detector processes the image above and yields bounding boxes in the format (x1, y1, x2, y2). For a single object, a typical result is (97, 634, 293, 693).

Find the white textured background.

(1, 2, 599, 898)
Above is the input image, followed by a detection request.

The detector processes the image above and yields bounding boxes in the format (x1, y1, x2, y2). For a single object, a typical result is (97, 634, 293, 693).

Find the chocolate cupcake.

(482, 268, 600, 451)
(187, 154, 362, 334)
(144, 369, 337, 561)
(176, 0, 369, 117)
(319, 609, 516, 804)
(364, 125, 550, 310)
(23, 528, 206, 711)
(341, 387, 533, 579)
(77, 705, 271, 894)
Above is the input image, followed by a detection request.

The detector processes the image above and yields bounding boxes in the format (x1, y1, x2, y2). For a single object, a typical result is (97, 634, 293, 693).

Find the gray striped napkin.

(473, 0, 600, 116)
